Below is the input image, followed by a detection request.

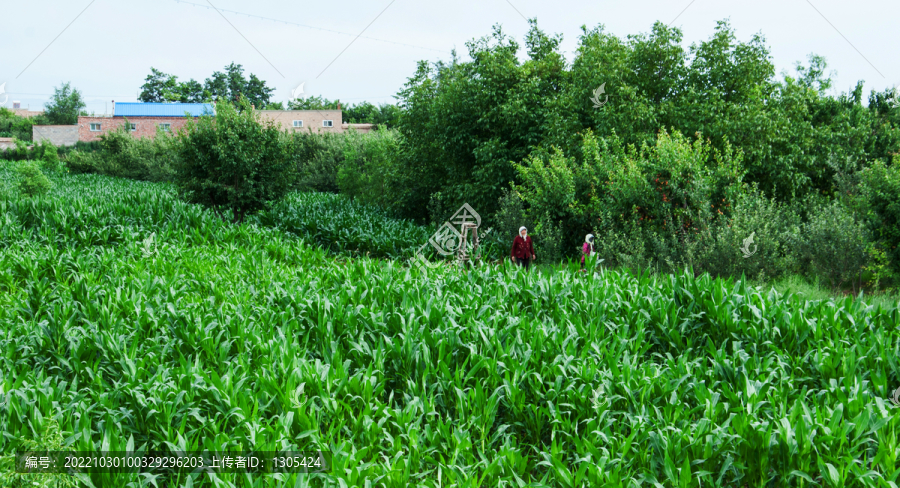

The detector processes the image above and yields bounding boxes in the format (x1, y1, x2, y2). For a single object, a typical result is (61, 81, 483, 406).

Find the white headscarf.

(519, 226, 527, 235)
(585, 234, 594, 244)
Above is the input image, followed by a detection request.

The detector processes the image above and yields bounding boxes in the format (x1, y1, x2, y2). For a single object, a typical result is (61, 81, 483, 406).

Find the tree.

(173, 97, 295, 223)
(288, 95, 340, 110)
(177, 79, 208, 103)
(139, 68, 180, 103)
(202, 63, 275, 107)
(44, 82, 87, 125)
(245, 73, 275, 107)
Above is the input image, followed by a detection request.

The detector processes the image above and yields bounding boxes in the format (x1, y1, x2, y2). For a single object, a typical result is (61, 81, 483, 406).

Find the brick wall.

(33, 125, 79, 146)
(342, 123, 374, 134)
(77, 116, 194, 142)
(258, 110, 343, 134)
(13, 109, 45, 118)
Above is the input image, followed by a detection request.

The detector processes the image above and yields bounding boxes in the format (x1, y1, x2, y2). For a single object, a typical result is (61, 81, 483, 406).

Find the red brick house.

(77, 102, 214, 142)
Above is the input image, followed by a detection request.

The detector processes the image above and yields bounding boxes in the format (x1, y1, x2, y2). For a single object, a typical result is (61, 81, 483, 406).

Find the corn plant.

(1, 166, 899, 487)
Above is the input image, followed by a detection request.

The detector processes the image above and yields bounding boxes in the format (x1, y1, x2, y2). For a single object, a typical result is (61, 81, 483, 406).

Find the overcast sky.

(2, 0, 898, 114)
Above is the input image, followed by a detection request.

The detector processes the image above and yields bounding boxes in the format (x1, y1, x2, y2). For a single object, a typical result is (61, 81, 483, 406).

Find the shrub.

(800, 201, 870, 293)
(174, 97, 296, 223)
(336, 128, 399, 208)
(845, 158, 900, 274)
(289, 131, 343, 193)
(515, 128, 745, 263)
(64, 150, 103, 174)
(95, 124, 177, 181)
(39, 140, 60, 173)
(694, 189, 803, 281)
(15, 160, 52, 197)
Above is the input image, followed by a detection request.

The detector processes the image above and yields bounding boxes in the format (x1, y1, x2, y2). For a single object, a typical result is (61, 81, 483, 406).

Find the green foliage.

(693, 189, 803, 281)
(515, 129, 745, 261)
(14, 160, 52, 197)
(62, 124, 178, 181)
(2, 168, 900, 486)
(253, 191, 431, 258)
(343, 101, 402, 128)
(43, 82, 87, 125)
(336, 128, 399, 207)
(288, 94, 341, 110)
(288, 130, 344, 193)
(174, 97, 295, 223)
(844, 158, 900, 274)
(63, 149, 104, 174)
(392, 19, 900, 223)
(38, 140, 60, 172)
(0, 107, 51, 141)
(800, 201, 871, 293)
(140, 64, 275, 106)
(394, 20, 566, 222)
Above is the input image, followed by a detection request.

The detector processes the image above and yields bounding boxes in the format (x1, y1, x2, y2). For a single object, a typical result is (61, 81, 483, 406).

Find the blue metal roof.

(114, 103, 215, 117)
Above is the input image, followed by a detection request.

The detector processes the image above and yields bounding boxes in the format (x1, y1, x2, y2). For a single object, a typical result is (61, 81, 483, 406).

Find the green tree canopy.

(139, 64, 275, 106)
(43, 82, 87, 125)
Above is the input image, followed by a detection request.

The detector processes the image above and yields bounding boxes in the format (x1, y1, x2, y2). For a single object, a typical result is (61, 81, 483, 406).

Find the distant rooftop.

(114, 102, 215, 117)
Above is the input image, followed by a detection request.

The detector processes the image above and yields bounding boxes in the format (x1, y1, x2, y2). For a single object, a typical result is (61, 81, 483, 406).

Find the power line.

(172, 0, 451, 55)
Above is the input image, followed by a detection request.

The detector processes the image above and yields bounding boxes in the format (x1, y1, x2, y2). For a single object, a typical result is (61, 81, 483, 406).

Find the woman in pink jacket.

(581, 234, 594, 270)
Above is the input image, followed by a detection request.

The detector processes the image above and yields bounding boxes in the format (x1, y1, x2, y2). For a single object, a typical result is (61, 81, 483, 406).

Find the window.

(159, 123, 171, 132)
(129, 123, 137, 132)
(322, 120, 333, 128)
(90, 123, 101, 131)
(292, 120, 303, 128)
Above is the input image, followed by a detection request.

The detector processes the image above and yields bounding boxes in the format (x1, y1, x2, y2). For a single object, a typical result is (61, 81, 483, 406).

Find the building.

(0, 138, 18, 150)
(258, 108, 375, 134)
(77, 102, 214, 142)
(33, 126, 79, 147)
(257, 109, 344, 134)
(10, 102, 44, 118)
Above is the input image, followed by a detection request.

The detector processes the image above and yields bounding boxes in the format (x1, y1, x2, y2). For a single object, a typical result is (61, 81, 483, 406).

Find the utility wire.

(173, 0, 451, 55)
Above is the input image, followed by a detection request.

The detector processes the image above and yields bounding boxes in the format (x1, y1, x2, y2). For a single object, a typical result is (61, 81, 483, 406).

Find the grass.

(1, 168, 900, 487)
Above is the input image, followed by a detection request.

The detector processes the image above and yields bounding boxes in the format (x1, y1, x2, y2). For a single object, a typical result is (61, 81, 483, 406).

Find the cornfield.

(1, 168, 899, 487)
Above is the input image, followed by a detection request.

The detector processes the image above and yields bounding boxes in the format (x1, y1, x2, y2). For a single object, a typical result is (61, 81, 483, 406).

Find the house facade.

(258, 110, 374, 134)
(258, 110, 344, 134)
(76, 102, 214, 142)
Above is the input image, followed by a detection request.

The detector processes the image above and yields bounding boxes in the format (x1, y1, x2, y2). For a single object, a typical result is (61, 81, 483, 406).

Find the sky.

(1, 0, 898, 115)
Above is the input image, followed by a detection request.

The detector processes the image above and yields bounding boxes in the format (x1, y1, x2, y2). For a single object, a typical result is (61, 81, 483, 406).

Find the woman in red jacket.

(510, 226, 536, 270)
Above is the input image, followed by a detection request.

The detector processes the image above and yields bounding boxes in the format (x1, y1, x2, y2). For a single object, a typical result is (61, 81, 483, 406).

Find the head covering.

(586, 234, 594, 244)
(519, 226, 527, 234)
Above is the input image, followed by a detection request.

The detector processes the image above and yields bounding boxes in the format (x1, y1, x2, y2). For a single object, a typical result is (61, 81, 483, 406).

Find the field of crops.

(1, 167, 900, 487)
(254, 192, 431, 260)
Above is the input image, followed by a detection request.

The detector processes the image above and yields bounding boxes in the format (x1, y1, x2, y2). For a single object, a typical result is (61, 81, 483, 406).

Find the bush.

(844, 158, 900, 274)
(336, 128, 399, 208)
(800, 201, 870, 293)
(515, 128, 745, 263)
(174, 97, 296, 223)
(39, 140, 60, 173)
(289, 131, 343, 193)
(65, 150, 103, 174)
(94, 124, 178, 182)
(694, 189, 803, 281)
(15, 160, 52, 197)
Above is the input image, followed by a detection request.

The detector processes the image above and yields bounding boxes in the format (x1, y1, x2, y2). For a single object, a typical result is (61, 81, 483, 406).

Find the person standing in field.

(581, 234, 594, 271)
(511, 226, 536, 271)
